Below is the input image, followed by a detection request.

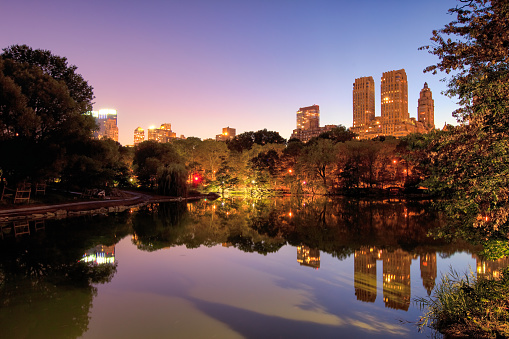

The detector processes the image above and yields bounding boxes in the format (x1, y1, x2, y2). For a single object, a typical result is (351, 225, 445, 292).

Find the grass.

(416, 267, 509, 338)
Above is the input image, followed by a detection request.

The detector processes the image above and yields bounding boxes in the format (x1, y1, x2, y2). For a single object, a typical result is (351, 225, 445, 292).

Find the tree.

(298, 138, 336, 193)
(315, 125, 357, 143)
(133, 141, 184, 190)
(421, 0, 509, 243)
(213, 156, 239, 196)
(227, 129, 286, 152)
(0, 45, 96, 184)
(195, 139, 228, 182)
(61, 139, 131, 189)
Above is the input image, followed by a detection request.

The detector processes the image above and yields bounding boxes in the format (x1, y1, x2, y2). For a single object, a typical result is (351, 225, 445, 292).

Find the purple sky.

(2, 0, 461, 145)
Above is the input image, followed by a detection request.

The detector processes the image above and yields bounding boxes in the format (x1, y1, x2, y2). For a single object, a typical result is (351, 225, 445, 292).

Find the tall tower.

(418, 82, 435, 129)
(134, 127, 144, 145)
(296, 105, 319, 130)
(381, 69, 408, 135)
(353, 76, 375, 129)
(91, 109, 118, 142)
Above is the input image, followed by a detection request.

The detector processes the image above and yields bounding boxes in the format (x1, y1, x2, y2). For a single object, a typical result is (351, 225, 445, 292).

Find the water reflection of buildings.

(420, 253, 437, 295)
(383, 249, 412, 311)
(297, 245, 320, 269)
(354, 247, 380, 303)
(354, 247, 437, 311)
(81, 245, 115, 265)
(473, 254, 509, 280)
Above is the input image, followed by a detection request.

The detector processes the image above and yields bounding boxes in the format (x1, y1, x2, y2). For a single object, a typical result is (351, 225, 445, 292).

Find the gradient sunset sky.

(2, 0, 461, 145)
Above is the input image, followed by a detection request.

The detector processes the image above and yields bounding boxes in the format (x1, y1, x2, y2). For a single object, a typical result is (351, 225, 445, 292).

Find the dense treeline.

(130, 126, 427, 197)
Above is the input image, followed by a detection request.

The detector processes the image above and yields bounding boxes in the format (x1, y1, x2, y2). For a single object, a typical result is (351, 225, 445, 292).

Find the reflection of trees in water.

(132, 199, 286, 254)
(130, 197, 477, 260)
(0, 213, 130, 338)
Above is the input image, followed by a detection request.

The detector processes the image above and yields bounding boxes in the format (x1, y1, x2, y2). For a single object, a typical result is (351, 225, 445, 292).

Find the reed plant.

(416, 267, 509, 338)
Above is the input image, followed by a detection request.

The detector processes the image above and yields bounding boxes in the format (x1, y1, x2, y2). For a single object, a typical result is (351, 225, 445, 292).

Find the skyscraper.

(291, 105, 335, 142)
(381, 69, 408, 135)
(418, 82, 435, 129)
(134, 127, 144, 145)
(90, 109, 119, 142)
(296, 105, 320, 130)
(352, 76, 375, 129)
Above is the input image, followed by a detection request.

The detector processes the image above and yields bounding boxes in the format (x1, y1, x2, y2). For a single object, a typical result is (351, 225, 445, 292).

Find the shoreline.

(0, 191, 212, 222)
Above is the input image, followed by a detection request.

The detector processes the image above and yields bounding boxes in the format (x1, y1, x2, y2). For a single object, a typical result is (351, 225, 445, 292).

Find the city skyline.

(2, 0, 461, 145)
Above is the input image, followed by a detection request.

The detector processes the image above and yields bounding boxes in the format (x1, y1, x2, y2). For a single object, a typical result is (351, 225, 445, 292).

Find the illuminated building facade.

(216, 126, 236, 141)
(147, 123, 177, 143)
(352, 76, 375, 130)
(418, 82, 435, 129)
(134, 127, 145, 145)
(291, 104, 337, 142)
(297, 105, 320, 130)
(381, 69, 409, 134)
(351, 70, 432, 139)
(90, 109, 119, 142)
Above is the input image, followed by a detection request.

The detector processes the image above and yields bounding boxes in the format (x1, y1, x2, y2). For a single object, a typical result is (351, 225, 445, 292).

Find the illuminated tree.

(421, 0, 509, 242)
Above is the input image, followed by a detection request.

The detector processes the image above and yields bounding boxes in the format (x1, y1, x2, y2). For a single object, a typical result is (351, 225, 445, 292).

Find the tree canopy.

(227, 129, 286, 152)
(0, 45, 96, 184)
(421, 0, 509, 244)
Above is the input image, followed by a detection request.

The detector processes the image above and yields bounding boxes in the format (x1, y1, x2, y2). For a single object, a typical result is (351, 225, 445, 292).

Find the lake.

(0, 196, 504, 338)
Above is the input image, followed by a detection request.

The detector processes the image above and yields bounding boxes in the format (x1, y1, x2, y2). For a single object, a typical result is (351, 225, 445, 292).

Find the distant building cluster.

(93, 68, 435, 145)
(133, 123, 186, 145)
(216, 126, 236, 141)
(90, 109, 119, 142)
(290, 105, 336, 142)
(350, 69, 435, 139)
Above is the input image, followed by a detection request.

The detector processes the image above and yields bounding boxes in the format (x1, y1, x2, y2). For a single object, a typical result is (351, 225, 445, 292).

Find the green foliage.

(0, 45, 96, 185)
(227, 129, 286, 152)
(133, 140, 183, 189)
(157, 163, 188, 197)
(313, 125, 357, 143)
(419, 0, 509, 240)
(212, 155, 240, 196)
(417, 267, 509, 338)
(61, 139, 131, 189)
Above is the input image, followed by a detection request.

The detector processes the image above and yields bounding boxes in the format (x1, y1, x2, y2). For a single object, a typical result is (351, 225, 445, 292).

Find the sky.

(1, 0, 462, 146)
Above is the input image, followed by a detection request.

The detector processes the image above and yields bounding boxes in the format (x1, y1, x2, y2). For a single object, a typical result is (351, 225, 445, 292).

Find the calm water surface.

(0, 197, 504, 338)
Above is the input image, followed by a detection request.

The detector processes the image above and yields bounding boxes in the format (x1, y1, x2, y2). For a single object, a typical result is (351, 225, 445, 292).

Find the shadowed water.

(0, 197, 504, 338)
